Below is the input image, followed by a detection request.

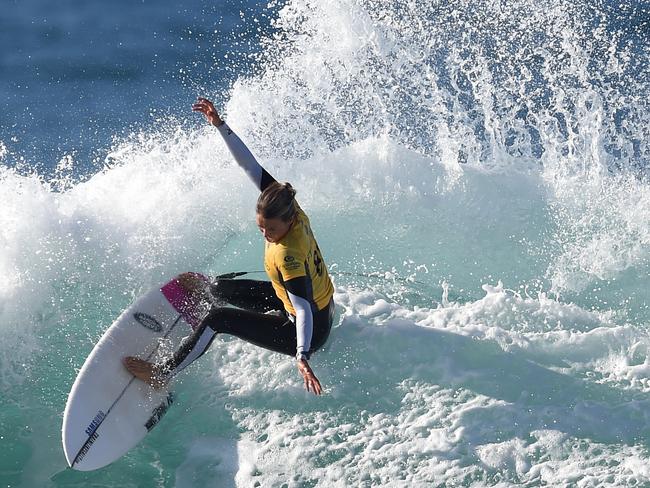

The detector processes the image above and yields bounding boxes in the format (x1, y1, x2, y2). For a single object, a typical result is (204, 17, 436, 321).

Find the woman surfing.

(124, 98, 335, 395)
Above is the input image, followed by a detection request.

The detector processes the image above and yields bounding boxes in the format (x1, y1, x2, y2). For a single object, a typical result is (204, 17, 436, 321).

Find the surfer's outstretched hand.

(192, 97, 223, 127)
(297, 359, 323, 395)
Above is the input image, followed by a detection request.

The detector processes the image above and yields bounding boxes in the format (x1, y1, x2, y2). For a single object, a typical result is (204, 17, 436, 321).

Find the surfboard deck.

(62, 273, 210, 471)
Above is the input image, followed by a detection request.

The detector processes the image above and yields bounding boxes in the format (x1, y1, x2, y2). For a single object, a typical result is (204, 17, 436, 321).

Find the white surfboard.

(62, 273, 210, 471)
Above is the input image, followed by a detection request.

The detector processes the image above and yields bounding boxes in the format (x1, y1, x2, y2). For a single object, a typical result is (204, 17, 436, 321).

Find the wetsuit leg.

(207, 307, 296, 354)
(204, 302, 333, 358)
(210, 278, 283, 313)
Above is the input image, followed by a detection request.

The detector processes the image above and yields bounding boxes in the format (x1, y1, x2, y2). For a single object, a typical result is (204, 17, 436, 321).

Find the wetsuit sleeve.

(285, 276, 316, 359)
(217, 122, 276, 191)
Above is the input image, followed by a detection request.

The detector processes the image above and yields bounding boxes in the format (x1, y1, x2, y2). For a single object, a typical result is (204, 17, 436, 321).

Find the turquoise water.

(2, 0, 650, 486)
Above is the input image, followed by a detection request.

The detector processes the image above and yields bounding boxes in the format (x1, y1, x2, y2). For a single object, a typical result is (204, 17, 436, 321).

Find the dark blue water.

(3, 1, 649, 177)
(0, 0, 277, 176)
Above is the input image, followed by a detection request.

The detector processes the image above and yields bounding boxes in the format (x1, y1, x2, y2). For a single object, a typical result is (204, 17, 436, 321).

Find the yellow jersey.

(264, 204, 334, 315)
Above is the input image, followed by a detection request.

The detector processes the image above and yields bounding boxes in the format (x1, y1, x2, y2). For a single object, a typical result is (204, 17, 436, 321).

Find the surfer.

(124, 97, 335, 395)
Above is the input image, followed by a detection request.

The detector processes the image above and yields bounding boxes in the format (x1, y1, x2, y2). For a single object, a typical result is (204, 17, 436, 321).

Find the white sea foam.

(169, 284, 650, 486)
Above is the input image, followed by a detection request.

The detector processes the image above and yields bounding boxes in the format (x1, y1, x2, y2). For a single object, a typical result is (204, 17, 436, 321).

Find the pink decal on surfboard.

(161, 273, 209, 329)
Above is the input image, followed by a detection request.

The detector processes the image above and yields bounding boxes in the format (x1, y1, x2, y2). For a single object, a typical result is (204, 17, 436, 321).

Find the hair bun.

(283, 182, 297, 199)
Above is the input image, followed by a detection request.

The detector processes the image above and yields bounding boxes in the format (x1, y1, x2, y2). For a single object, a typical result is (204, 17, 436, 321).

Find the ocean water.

(2, 0, 650, 486)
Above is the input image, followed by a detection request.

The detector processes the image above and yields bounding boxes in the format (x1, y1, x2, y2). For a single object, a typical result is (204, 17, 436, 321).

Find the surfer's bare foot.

(123, 357, 167, 390)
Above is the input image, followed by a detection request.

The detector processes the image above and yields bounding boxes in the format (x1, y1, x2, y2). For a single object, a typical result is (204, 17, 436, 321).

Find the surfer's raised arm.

(192, 97, 276, 192)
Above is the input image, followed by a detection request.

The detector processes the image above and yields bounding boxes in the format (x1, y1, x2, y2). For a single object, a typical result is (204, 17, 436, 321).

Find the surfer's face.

(256, 214, 293, 243)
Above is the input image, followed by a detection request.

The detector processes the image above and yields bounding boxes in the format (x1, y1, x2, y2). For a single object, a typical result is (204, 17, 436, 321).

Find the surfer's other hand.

(192, 97, 223, 127)
(297, 359, 323, 395)
(123, 356, 167, 390)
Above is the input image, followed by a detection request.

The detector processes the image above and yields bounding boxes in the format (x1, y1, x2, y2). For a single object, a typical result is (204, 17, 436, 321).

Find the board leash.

(215, 269, 429, 286)
(214, 270, 265, 279)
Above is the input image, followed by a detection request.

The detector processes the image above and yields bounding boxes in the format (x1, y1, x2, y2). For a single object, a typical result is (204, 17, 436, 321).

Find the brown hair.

(256, 181, 297, 222)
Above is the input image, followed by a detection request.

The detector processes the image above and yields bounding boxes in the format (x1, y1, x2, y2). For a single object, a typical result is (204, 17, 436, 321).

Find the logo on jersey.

(282, 254, 301, 272)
